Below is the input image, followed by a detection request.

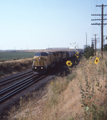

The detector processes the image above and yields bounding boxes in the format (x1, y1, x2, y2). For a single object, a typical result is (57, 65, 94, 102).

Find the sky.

(0, 0, 107, 50)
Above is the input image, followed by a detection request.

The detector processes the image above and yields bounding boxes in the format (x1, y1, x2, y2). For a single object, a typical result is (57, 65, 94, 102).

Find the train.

(32, 49, 84, 74)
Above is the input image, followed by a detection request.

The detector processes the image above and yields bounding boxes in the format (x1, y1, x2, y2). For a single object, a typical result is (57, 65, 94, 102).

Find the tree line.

(83, 43, 107, 59)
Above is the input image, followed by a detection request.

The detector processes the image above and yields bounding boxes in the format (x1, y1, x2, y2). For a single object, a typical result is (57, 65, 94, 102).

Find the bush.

(104, 44, 107, 51)
(0, 59, 5, 62)
(67, 72, 76, 81)
(83, 45, 94, 59)
(12, 58, 19, 60)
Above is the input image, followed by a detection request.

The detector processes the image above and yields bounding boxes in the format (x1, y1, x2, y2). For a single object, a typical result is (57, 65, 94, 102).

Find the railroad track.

(0, 55, 81, 104)
(0, 70, 33, 87)
(0, 74, 42, 103)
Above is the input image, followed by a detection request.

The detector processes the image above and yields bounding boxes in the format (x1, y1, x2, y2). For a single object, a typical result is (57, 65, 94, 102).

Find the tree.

(103, 44, 107, 51)
(83, 45, 94, 59)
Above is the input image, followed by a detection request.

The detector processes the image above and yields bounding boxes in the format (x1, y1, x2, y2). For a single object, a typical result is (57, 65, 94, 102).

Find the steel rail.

(0, 75, 46, 103)
(0, 77, 35, 103)
(0, 71, 33, 87)
(0, 70, 32, 83)
(0, 74, 37, 95)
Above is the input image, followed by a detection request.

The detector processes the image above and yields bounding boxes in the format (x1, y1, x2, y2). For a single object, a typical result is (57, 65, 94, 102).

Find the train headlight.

(41, 67, 43, 69)
(35, 67, 37, 69)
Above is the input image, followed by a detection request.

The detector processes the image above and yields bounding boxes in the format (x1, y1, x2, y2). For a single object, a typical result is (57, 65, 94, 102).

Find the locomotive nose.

(37, 56, 45, 66)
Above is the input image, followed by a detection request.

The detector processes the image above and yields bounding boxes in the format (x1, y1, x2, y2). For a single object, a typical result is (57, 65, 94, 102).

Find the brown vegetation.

(0, 58, 32, 78)
(7, 52, 107, 120)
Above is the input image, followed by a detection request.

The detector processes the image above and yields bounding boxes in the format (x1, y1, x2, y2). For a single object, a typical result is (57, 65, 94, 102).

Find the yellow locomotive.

(32, 52, 59, 74)
(32, 50, 76, 74)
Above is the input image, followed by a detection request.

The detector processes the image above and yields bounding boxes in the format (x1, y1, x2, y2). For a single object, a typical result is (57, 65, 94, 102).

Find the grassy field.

(0, 52, 35, 61)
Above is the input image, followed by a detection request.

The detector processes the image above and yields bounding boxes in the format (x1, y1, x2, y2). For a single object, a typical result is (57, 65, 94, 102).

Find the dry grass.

(7, 52, 107, 120)
(0, 58, 32, 78)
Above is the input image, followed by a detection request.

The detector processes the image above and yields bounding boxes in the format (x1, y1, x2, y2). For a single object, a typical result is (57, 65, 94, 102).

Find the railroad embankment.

(8, 52, 107, 120)
(0, 58, 32, 78)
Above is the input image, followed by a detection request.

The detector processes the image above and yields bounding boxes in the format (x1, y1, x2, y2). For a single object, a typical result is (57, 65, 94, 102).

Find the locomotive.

(32, 50, 77, 74)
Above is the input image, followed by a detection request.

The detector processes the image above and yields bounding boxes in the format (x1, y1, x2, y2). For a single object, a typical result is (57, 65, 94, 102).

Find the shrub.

(0, 59, 5, 62)
(12, 58, 19, 60)
(83, 45, 94, 59)
(66, 72, 76, 81)
(104, 44, 107, 51)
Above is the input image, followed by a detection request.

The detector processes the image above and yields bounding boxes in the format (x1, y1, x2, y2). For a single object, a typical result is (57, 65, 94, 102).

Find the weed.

(0, 59, 5, 62)
(66, 72, 76, 81)
(79, 55, 107, 120)
(105, 60, 107, 67)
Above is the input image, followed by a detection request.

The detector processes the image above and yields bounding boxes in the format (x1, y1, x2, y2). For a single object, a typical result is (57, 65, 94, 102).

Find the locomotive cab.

(32, 52, 58, 74)
(32, 52, 49, 74)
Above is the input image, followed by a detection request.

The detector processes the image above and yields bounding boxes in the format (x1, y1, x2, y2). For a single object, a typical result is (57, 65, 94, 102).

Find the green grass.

(0, 52, 35, 61)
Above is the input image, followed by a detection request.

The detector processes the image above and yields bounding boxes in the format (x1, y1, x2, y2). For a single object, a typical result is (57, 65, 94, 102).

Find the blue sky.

(0, 0, 107, 50)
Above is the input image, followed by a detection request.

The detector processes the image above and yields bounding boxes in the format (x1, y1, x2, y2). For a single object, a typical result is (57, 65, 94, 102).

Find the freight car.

(32, 50, 76, 74)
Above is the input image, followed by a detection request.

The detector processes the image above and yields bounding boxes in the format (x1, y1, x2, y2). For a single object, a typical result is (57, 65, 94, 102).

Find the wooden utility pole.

(91, 34, 100, 55)
(91, 40, 94, 49)
(91, 4, 107, 59)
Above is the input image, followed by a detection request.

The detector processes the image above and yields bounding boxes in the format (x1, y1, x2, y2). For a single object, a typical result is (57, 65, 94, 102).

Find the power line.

(91, 34, 100, 55)
(91, 4, 107, 59)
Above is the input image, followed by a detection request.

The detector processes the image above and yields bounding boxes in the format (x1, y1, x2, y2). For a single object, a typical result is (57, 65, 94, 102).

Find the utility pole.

(91, 40, 94, 50)
(91, 4, 107, 59)
(91, 34, 100, 55)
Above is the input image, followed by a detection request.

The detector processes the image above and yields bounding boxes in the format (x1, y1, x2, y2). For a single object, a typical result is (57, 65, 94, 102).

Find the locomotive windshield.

(35, 52, 48, 56)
